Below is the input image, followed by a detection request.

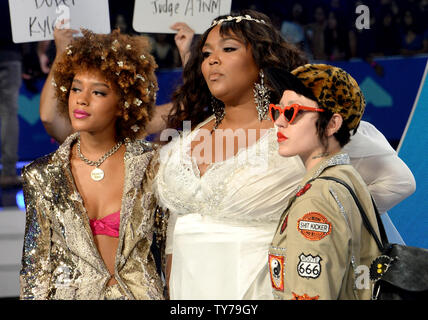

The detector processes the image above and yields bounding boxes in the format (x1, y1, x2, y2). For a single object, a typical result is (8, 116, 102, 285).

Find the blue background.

(388, 63, 428, 249)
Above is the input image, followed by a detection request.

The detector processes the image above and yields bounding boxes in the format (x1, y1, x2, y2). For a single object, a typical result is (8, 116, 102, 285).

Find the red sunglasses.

(269, 103, 325, 124)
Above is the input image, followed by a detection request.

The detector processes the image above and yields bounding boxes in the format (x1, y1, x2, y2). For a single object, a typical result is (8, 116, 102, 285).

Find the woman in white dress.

(154, 10, 415, 299)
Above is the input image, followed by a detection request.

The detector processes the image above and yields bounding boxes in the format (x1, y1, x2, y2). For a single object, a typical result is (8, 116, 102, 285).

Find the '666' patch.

(297, 253, 322, 279)
(297, 212, 332, 241)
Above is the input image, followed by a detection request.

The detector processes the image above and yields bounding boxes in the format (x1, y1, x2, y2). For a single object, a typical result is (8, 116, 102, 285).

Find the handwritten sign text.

(9, 0, 110, 43)
(133, 0, 232, 34)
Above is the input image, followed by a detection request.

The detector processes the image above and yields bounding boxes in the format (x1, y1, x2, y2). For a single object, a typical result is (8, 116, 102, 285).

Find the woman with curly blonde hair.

(20, 29, 167, 300)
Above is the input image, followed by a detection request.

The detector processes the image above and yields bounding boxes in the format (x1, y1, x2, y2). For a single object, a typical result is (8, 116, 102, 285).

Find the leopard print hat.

(291, 64, 366, 130)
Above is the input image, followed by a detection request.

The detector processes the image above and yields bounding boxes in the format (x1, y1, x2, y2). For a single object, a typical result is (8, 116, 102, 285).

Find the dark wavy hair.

(167, 9, 309, 130)
(265, 67, 351, 148)
(53, 29, 158, 141)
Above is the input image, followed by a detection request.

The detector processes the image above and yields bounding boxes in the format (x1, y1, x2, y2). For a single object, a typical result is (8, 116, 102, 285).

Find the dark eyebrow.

(72, 79, 110, 89)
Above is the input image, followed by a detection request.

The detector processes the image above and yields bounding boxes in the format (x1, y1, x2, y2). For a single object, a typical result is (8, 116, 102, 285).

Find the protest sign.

(133, 0, 232, 34)
(8, 0, 110, 43)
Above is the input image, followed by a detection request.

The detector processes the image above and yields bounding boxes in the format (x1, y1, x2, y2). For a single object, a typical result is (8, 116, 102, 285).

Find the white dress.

(154, 116, 415, 299)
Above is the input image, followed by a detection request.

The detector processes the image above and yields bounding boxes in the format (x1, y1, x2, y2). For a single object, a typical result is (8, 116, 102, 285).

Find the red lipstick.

(277, 132, 288, 142)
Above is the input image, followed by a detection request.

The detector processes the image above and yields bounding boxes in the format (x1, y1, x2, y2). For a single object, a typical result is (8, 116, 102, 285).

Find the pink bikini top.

(89, 211, 120, 238)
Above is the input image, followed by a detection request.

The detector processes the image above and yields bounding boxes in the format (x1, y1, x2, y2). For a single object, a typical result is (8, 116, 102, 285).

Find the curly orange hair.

(53, 29, 158, 141)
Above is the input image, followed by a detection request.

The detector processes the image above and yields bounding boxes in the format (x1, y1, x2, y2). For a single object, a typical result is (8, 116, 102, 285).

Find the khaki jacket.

(20, 133, 166, 300)
(269, 153, 381, 300)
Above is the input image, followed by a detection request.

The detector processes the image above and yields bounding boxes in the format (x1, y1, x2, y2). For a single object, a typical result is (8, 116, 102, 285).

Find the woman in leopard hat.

(268, 64, 383, 300)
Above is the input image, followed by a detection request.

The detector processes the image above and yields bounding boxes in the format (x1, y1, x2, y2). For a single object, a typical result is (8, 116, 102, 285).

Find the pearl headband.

(210, 14, 266, 28)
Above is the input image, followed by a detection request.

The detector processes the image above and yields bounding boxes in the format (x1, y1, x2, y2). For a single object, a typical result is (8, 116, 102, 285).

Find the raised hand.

(53, 19, 79, 55)
(170, 22, 195, 67)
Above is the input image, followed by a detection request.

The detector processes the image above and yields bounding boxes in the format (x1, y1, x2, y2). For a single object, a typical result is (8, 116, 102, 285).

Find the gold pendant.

(91, 167, 104, 181)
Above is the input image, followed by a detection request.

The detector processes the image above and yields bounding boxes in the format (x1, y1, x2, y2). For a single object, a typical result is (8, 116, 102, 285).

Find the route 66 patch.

(297, 253, 322, 279)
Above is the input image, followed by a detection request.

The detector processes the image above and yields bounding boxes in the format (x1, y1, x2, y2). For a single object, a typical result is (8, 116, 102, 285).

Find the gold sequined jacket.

(20, 133, 167, 300)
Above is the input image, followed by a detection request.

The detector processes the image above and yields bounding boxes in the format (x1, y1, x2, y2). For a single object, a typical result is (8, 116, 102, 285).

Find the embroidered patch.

(292, 292, 320, 300)
(296, 183, 312, 197)
(297, 212, 332, 241)
(297, 253, 322, 279)
(280, 215, 288, 234)
(268, 254, 285, 291)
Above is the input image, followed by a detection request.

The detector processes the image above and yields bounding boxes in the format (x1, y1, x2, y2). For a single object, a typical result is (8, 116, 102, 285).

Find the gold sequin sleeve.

(20, 157, 52, 299)
(145, 147, 169, 278)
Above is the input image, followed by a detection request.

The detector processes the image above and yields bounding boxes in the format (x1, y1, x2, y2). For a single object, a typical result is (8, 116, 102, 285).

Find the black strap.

(312, 176, 389, 252)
